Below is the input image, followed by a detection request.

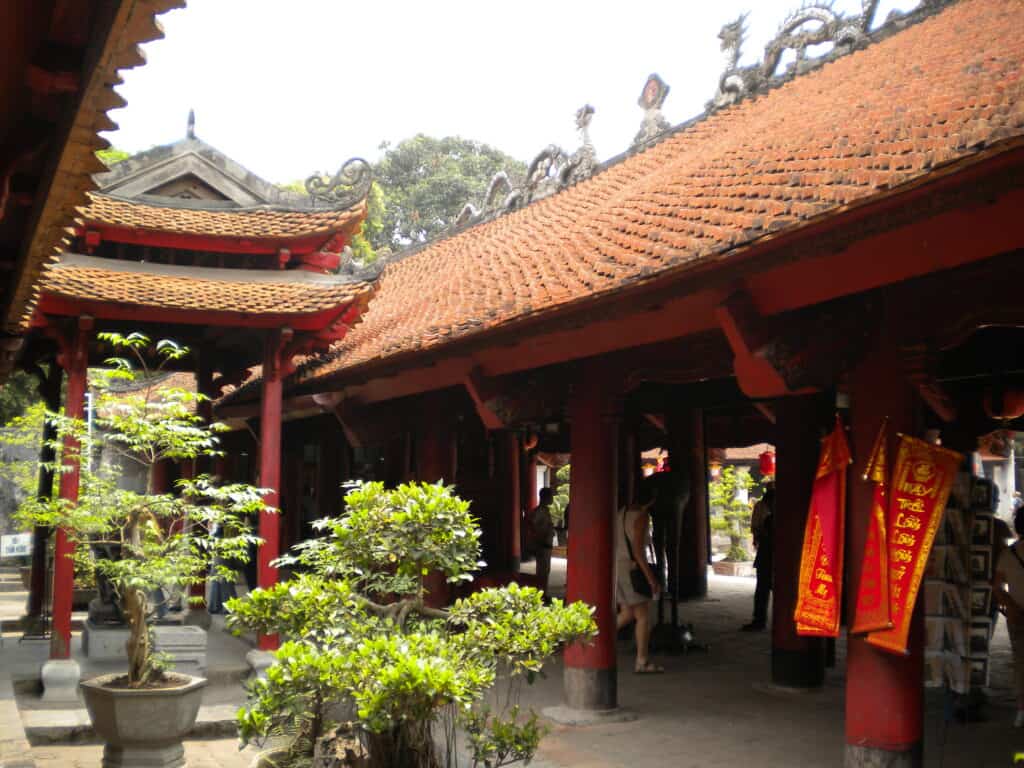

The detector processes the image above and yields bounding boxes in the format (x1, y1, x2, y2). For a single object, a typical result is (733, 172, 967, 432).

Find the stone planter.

(80, 672, 206, 768)
(249, 747, 289, 768)
(72, 587, 98, 611)
(711, 560, 755, 578)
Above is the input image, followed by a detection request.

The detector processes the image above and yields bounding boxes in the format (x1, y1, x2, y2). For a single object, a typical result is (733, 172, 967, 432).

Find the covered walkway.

(15, 574, 1023, 768)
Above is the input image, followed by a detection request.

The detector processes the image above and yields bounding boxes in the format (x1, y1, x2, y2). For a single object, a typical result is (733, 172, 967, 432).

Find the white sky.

(102, 0, 920, 185)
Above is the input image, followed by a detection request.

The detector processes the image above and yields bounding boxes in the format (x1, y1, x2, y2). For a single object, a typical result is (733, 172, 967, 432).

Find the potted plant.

(16, 333, 267, 768)
(709, 465, 758, 577)
(227, 480, 597, 768)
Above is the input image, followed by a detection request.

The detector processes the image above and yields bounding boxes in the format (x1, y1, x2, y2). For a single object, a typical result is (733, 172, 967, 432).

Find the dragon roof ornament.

(709, 0, 951, 111)
(452, 104, 598, 232)
(305, 157, 373, 208)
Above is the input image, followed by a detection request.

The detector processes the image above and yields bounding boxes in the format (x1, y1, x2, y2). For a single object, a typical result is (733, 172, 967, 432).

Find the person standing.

(993, 508, 1024, 727)
(616, 481, 663, 673)
(532, 487, 556, 596)
(742, 485, 774, 631)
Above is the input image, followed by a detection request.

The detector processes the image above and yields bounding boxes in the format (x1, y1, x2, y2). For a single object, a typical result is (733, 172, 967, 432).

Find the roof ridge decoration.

(708, 0, 951, 111)
(304, 158, 373, 209)
(633, 75, 671, 147)
(391, 0, 959, 256)
(452, 104, 598, 231)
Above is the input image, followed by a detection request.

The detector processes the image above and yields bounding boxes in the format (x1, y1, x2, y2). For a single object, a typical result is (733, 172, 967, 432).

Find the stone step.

(21, 702, 240, 745)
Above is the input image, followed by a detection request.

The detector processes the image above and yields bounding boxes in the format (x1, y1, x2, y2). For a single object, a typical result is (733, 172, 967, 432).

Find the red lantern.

(759, 450, 776, 478)
(984, 387, 1024, 421)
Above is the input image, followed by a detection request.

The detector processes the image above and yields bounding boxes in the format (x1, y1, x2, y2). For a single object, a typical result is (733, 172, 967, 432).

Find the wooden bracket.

(903, 345, 957, 423)
(463, 366, 504, 431)
(311, 392, 364, 449)
(715, 290, 792, 399)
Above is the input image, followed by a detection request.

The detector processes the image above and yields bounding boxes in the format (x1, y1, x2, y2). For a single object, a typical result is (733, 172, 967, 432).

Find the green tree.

(709, 465, 757, 562)
(228, 481, 596, 768)
(0, 369, 41, 425)
(15, 333, 265, 685)
(96, 147, 131, 167)
(551, 464, 570, 528)
(373, 135, 526, 247)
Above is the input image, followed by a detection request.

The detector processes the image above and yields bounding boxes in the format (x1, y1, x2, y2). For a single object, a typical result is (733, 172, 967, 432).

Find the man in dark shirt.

(743, 486, 774, 631)
(532, 488, 556, 596)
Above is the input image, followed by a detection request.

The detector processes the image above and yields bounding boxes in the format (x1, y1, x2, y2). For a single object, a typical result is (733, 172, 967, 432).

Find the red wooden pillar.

(416, 401, 456, 607)
(845, 339, 923, 766)
(771, 395, 828, 688)
(187, 351, 216, 612)
(564, 362, 619, 710)
(257, 330, 287, 651)
(50, 320, 90, 660)
(672, 407, 709, 600)
(27, 365, 61, 620)
(525, 451, 538, 513)
(500, 432, 520, 572)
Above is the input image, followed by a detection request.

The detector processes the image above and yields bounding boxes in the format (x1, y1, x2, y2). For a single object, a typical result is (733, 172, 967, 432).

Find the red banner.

(795, 416, 851, 637)
(851, 419, 892, 634)
(866, 436, 962, 655)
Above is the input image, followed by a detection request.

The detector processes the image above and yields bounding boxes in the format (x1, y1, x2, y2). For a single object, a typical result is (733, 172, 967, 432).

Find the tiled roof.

(5, 0, 187, 334)
(78, 193, 367, 241)
(296, 0, 1024, 387)
(41, 255, 373, 317)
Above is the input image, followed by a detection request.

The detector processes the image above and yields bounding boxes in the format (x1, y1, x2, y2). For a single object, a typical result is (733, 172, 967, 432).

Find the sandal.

(634, 660, 665, 674)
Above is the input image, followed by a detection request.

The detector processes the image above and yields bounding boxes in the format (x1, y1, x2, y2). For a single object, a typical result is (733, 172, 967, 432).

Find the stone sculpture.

(452, 105, 598, 232)
(305, 157, 372, 208)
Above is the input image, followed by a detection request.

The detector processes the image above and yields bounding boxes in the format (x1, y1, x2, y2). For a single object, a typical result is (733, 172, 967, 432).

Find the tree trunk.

(124, 587, 150, 686)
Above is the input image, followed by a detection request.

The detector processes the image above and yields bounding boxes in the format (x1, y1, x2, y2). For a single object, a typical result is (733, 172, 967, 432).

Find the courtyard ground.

(3, 566, 1023, 767)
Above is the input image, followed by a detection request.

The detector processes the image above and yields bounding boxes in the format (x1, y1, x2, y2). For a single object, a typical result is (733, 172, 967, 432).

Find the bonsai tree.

(15, 333, 266, 686)
(227, 480, 597, 768)
(709, 464, 756, 561)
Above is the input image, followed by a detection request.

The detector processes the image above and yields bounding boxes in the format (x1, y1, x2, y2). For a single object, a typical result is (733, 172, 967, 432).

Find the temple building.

(6, 0, 1024, 765)
(22, 122, 376, 661)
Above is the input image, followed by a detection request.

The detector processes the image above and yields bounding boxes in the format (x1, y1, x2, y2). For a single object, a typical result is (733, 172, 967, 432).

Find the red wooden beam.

(78, 223, 351, 257)
(36, 294, 354, 332)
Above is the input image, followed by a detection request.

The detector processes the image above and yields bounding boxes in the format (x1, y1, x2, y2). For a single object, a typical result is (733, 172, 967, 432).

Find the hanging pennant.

(851, 419, 892, 634)
(794, 415, 852, 637)
(866, 435, 962, 655)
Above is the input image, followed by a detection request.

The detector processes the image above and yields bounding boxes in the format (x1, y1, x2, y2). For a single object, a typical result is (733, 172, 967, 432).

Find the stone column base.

(41, 659, 80, 703)
(845, 744, 921, 768)
(542, 705, 637, 726)
(563, 667, 616, 711)
(246, 650, 274, 680)
(183, 606, 212, 631)
(771, 645, 825, 689)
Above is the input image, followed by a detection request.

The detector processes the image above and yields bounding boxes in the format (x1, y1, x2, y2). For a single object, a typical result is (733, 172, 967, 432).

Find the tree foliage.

(228, 481, 596, 768)
(709, 465, 757, 561)
(96, 147, 131, 167)
(0, 369, 42, 425)
(373, 135, 526, 247)
(550, 464, 570, 528)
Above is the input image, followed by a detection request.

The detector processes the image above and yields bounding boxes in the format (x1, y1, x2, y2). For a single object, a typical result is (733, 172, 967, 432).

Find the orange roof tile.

(296, 0, 1024, 388)
(41, 255, 373, 317)
(77, 193, 367, 241)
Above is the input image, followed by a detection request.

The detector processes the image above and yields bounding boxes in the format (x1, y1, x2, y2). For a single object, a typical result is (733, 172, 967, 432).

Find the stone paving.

(7, 570, 1024, 767)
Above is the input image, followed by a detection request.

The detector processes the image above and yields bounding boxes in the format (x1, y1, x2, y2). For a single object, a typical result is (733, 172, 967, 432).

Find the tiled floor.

(19, 572, 1024, 767)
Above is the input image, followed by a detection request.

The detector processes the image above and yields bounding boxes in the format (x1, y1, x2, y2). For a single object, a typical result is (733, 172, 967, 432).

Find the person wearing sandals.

(993, 507, 1024, 727)
(616, 480, 664, 674)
